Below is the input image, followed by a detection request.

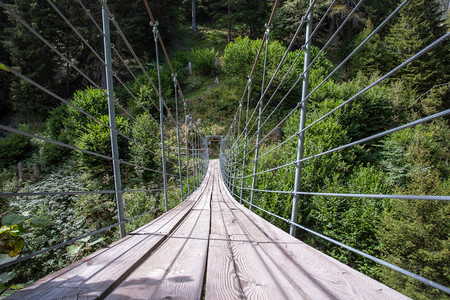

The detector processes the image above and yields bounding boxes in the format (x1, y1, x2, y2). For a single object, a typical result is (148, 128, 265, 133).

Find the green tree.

(349, 19, 388, 77)
(130, 113, 160, 182)
(310, 164, 390, 277)
(385, 0, 449, 92)
(378, 120, 449, 299)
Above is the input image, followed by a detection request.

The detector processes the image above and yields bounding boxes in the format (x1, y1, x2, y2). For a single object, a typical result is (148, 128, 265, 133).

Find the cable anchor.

(264, 23, 271, 44)
(150, 21, 159, 42)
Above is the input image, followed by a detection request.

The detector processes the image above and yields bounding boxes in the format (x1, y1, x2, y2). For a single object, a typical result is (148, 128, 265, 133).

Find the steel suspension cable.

(226, 187, 450, 294)
(0, 3, 167, 165)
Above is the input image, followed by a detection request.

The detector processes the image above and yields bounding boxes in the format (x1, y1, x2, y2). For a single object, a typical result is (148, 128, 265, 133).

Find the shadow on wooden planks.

(8, 160, 410, 300)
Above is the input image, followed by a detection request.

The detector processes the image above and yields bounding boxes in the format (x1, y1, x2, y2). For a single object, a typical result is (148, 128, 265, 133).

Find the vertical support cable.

(290, 3, 313, 236)
(102, 0, 126, 238)
(184, 107, 191, 195)
(232, 103, 242, 194)
(250, 24, 270, 211)
(230, 119, 236, 190)
(191, 127, 197, 189)
(197, 132, 202, 186)
(240, 77, 252, 203)
(151, 21, 169, 212)
(173, 74, 184, 201)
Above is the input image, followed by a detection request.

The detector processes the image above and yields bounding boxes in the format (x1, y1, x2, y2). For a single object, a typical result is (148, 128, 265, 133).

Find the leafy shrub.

(191, 47, 218, 76)
(75, 115, 129, 177)
(129, 114, 160, 182)
(0, 125, 33, 169)
(40, 105, 71, 167)
(310, 164, 390, 277)
(66, 87, 109, 139)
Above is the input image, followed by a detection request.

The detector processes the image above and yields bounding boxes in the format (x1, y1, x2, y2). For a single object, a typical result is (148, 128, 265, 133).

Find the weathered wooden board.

(8, 169, 211, 300)
(205, 174, 245, 299)
(8, 160, 410, 300)
(216, 165, 410, 300)
(106, 169, 213, 300)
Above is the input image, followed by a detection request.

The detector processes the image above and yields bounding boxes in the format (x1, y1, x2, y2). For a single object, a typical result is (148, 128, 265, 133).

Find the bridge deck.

(9, 160, 409, 299)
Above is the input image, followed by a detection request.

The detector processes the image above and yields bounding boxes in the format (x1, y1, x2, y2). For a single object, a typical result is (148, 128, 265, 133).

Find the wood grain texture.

(7, 171, 211, 300)
(217, 162, 410, 300)
(106, 170, 213, 300)
(8, 160, 411, 300)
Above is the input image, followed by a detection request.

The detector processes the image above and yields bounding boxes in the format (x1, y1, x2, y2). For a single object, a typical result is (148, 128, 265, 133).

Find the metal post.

(184, 107, 191, 196)
(173, 74, 184, 201)
(151, 21, 169, 212)
(240, 77, 252, 204)
(191, 127, 197, 189)
(197, 132, 201, 184)
(290, 3, 313, 236)
(232, 104, 242, 194)
(249, 24, 270, 211)
(102, 1, 126, 238)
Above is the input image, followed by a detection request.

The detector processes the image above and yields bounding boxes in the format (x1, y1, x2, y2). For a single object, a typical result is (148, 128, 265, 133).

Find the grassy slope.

(170, 24, 241, 137)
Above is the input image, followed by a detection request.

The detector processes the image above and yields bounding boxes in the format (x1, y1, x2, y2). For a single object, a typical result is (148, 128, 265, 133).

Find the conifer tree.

(349, 18, 388, 77)
(385, 0, 449, 92)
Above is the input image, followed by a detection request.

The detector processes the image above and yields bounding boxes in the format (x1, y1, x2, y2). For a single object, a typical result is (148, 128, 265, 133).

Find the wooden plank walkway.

(9, 160, 410, 299)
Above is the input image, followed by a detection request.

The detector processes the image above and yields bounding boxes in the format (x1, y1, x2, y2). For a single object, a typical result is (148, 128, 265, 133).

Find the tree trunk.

(18, 162, 23, 181)
(227, 4, 231, 43)
(192, 0, 197, 32)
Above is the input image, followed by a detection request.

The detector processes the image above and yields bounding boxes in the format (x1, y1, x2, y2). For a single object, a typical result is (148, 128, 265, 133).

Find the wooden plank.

(8, 160, 411, 300)
(106, 170, 213, 300)
(8, 170, 212, 300)
(206, 173, 245, 299)
(217, 171, 410, 300)
(206, 161, 306, 300)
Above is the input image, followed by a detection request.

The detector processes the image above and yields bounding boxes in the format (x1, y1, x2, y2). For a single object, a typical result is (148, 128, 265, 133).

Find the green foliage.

(0, 213, 50, 258)
(0, 270, 22, 298)
(223, 36, 271, 77)
(67, 88, 109, 138)
(130, 113, 160, 182)
(0, 126, 33, 169)
(377, 120, 449, 299)
(349, 19, 388, 78)
(310, 164, 390, 276)
(66, 236, 104, 263)
(75, 115, 129, 176)
(385, 0, 449, 92)
(40, 105, 71, 167)
(191, 47, 218, 76)
(123, 191, 161, 233)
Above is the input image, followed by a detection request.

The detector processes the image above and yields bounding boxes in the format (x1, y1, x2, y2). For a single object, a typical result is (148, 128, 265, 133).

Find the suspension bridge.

(0, 0, 449, 299)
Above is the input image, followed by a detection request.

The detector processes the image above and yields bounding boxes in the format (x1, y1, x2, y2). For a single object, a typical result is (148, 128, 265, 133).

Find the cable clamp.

(264, 23, 271, 43)
(109, 14, 115, 21)
(150, 21, 159, 42)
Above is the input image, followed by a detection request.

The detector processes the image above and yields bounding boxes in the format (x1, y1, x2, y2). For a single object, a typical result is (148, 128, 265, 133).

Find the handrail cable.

(239, 0, 411, 164)
(227, 188, 450, 294)
(239, 109, 450, 179)
(102, 3, 178, 126)
(0, 123, 176, 177)
(232, 182, 450, 202)
(225, 0, 280, 138)
(0, 201, 169, 270)
(0, 2, 170, 165)
(0, 188, 165, 199)
(76, 0, 163, 127)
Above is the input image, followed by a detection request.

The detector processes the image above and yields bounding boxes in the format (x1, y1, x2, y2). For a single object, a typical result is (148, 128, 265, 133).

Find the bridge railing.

(0, 0, 208, 270)
(220, 0, 449, 295)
